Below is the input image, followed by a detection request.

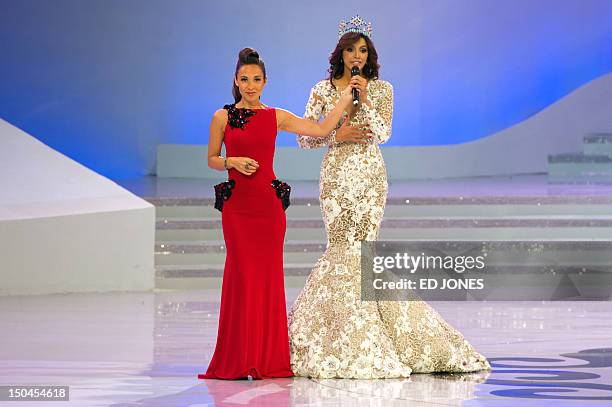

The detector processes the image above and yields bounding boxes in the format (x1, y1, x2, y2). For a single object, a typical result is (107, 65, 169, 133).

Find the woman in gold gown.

(288, 16, 490, 379)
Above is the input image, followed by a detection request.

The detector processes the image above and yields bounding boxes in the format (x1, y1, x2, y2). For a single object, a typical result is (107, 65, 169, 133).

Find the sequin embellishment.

(271, 179, 291, 210)
(224, 104, 256, 130)
(213, 179, 235, 212)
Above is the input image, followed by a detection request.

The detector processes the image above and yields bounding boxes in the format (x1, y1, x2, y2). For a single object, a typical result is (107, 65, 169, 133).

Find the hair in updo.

(232, 47, 267, 103)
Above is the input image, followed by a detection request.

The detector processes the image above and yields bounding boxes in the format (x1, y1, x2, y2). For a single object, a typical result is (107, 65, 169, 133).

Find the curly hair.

(328, 32, 379, 85)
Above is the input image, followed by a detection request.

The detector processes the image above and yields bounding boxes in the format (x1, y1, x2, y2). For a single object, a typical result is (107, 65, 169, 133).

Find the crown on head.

(338, 15, 372, 39)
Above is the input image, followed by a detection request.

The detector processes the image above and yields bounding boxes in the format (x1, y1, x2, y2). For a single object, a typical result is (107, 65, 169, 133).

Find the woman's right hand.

(340, 83, 357, 105)
(334, 120, 372, 144)
(227, 157, 259, 175)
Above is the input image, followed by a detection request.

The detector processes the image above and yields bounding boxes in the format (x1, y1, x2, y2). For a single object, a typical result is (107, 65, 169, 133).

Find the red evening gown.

(199, 104, 294, 380)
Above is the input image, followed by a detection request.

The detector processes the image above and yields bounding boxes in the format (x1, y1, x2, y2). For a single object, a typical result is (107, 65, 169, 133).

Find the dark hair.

(232, 47, 267, 103)
(328, 33, 379, 85)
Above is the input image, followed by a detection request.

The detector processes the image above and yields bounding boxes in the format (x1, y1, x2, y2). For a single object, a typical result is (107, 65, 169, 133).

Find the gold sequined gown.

(288, 79, 490, 378)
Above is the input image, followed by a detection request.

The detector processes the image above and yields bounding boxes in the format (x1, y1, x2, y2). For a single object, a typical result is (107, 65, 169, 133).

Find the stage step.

(155, 250, 322, 266)
(150, 196, 612, 289)
(157, 216, 612, 229)
(154, 215, 612, 242)
(153, 197, 612, 219)
(157, 263, 313, 278)
(583, 133, 612, 156)
(155, 240, 612, 266)
(156, 241, 326, 253)
(154, 240, 612, 290)
(155, 226, 612, 242)
(548, 153, 612, 176)
(547, 132, 612, 182)
(155, 264, 310, 289)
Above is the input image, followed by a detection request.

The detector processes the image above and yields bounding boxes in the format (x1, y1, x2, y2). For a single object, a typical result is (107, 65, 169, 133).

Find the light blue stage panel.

(157, 144, 325, 180)
(157, 145, 217, 179)
(1, 1, 612, 178)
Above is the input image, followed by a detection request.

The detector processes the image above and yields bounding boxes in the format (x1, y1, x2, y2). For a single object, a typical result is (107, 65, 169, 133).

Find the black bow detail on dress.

(271, 179, 291, 211)
(214, 179, 236, 212)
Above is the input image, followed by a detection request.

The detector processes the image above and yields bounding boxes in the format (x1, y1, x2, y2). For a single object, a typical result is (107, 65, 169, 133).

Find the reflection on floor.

(0, 289, 611, 406)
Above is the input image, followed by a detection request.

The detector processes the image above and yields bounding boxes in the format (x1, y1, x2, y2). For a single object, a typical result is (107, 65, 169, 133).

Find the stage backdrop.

(1, 0, 612, 178)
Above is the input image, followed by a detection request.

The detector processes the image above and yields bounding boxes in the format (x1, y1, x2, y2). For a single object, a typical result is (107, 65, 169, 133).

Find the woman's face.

(342, 37, 368, 74)
(235, 64, 266, 104)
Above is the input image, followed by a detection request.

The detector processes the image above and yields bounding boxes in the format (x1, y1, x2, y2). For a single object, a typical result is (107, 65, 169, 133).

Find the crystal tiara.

(338, 15, 373, 39)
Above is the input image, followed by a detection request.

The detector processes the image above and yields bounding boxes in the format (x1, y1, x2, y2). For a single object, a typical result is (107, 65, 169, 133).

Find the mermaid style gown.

(200, 105, 293, 380)
(288, 79, 490, 378)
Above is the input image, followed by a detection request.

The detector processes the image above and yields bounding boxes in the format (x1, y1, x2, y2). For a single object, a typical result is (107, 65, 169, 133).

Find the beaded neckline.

(223, 103, 259, 130)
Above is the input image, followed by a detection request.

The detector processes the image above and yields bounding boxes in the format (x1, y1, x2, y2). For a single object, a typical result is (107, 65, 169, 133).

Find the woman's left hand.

(349, 75, 368, 104)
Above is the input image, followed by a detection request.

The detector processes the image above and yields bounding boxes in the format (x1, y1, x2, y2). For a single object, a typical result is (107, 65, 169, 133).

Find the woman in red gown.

(199, 48, 354, 380)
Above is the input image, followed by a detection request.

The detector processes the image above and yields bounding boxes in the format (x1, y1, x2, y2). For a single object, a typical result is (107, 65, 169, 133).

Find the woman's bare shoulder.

(211, 108, 228, 125)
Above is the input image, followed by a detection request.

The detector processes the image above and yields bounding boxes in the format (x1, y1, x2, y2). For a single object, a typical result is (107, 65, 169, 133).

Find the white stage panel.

(0, 119, 154, 295)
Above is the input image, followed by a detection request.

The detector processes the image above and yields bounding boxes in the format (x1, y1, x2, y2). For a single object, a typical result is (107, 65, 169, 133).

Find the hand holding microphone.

(351, 66, 360, 106)
(350, 66, 368, 106)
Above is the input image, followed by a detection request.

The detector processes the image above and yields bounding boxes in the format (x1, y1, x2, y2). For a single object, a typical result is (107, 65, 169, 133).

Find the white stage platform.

(0, 119, 155, 295)
(1, 290, 610, 406)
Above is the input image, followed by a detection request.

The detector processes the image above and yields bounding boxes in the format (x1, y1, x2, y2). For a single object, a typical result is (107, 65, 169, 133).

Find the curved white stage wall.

(0, 119, 154, 295)
(158, 73, 612, 180)
(381, 72, 612, 180)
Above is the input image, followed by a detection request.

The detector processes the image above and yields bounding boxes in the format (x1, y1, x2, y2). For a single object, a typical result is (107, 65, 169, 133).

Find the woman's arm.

(207, 109, 228, 171)
(297, 85, 370, 146)
(296, 87, 329, 149)
(277, 85, 353, 137)
(361, 81, 394, 144)
(207, 109, 259, 175)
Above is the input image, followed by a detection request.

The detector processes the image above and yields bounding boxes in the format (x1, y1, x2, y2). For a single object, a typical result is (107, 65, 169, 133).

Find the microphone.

(351, 66, 360, 106)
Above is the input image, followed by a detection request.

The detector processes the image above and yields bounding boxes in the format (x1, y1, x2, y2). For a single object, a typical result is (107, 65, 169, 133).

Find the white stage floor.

(1, 289, 611, 406)
(2, 175, 609, 405)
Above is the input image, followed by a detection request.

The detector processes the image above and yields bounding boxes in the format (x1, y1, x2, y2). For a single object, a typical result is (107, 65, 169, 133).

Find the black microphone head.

(351, 66, 360, 76)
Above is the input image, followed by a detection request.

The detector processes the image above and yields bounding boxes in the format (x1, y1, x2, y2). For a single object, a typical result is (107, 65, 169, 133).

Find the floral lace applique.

(213, 179, 235, 212)
(296, 79, 393, 148)
(271, 179, 291, 210)
(223, 104, 256, 130)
